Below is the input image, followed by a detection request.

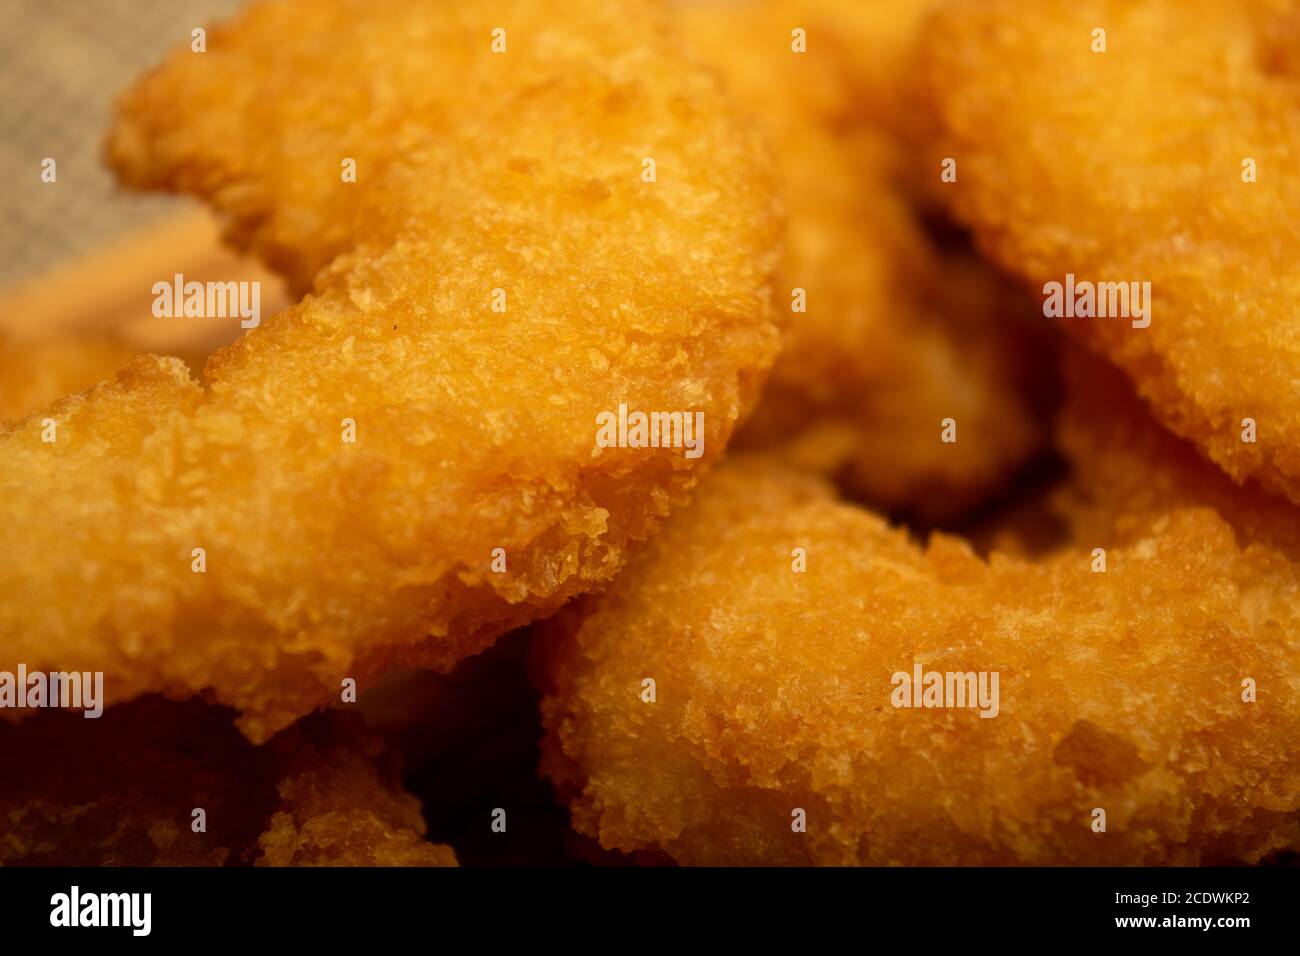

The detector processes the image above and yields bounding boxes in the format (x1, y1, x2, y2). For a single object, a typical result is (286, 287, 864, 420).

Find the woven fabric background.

(0, 0, 243, 287)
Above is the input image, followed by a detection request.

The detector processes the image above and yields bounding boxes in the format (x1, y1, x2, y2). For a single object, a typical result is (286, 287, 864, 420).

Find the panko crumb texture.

(3, 0, 1298, 873)
(0, 0, 783, 741)
(537, 456, 1300, 865)
(683, 0, 1051, 524)
(918, 0, 1300, 503)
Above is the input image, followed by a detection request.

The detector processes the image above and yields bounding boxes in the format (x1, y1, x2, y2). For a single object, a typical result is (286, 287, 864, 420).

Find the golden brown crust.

(1053, 349, 1300, 559)
(0, 0, 782, 741)
(918, 0, 1300, 501)
(538, 456, 1300, 865)
(683, 0, 1050, 524)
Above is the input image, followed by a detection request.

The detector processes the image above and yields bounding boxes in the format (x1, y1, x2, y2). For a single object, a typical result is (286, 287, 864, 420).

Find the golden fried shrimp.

(537, 455, 1300, 865)
(0, 335, 134, 423)
(0, 0, 781, 742)
(918, 0, 1300, 503)
(683, 0, 1050, 524)
(0, 697, 455, 866)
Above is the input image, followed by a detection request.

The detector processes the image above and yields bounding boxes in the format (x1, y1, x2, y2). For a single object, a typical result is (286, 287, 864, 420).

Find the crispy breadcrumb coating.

(0, 698, 454, 866)
(683, 0, 1050, 523)
(0, 335, 133, 423)
(537, 456, 1300, 865)
(0, 0, 781, 742)
(918, 0, 1300, 502)
(1053, 351, 1300, 559)
(980, 345, 1300, 559)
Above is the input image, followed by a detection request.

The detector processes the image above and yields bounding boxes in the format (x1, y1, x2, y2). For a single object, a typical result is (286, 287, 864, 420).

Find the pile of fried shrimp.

(1, 0, 1297, 866)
